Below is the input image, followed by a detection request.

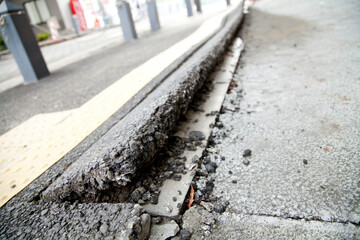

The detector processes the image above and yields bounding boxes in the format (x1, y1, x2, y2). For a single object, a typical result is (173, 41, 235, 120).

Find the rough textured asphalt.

(0, 202, 151, 239)
(197, 0, 360, 237)
(0, 15, 207, 135)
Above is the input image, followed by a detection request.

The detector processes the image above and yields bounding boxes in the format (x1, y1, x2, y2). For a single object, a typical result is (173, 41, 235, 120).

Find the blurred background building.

(7, 0, 221, 36)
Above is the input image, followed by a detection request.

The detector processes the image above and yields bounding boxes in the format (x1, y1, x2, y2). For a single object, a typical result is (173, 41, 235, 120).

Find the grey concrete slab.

(207, 0, 360, 226)
(210, 213, 360, 239)
(181, 206, 359, 239)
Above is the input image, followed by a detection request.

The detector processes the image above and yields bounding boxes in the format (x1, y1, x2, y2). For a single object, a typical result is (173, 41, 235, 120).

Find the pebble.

(173, 197, 177, 202)
(243, 149, 252, 157)
(179, 229, 191, 240)
(243, 159, 250, 165)
(142, 192, 151, 201)
(232, 180, 237, 184)
(188, 131, 206, 141)
(173, 174, 182, 181)
(164, 172, 173, 179)
(149, 183, 158, 192)
(213, 203, 226, 214)
(303, 159, 308, 165)
(201, 225, 211, 231)
(192, 156, 200, 163)
(187, 145, 197, 151)
(205, 164, 215, 173)
(100, 223, 109, 234)
(201, 202, 213, 212)
(152, 217, 163, 224)
(194, 193, 201, 204)
(130, 188, 144, 203)
(151, 194, 159, 204)
(203, 156, 210, 164)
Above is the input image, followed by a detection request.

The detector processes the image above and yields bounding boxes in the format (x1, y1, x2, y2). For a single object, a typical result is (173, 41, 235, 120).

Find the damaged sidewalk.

(0, 2, 245, 240)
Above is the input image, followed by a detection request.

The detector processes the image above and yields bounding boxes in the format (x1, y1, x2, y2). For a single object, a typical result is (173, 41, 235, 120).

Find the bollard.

(0, 1, 49, 83)
(146, 0, 160, 31)
(116, 0, 137, 41)
(195, 0, 202, 13)
(185, 0, 193, 17)
(226, 0, 230, 5)
(71, 15, 81, 35)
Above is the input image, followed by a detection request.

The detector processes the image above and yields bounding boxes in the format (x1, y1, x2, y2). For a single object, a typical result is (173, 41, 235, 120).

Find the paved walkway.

(201, 0, 359, 237)
(0, 0, 231, 92)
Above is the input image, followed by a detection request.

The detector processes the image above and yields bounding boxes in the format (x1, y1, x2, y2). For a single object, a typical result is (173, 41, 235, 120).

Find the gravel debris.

(188, 131, 206, 141)
(243, 149, 252, 157)
(180, 229, 192, 240)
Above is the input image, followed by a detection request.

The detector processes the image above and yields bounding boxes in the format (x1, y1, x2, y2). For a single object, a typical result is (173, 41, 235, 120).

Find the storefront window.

(24, 0, 51, 25)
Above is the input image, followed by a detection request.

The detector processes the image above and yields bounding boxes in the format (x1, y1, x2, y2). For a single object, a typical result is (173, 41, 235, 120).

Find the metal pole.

(0, 2, 49, 83)
(116, 0, 137, 41)
(71, 15, 81, 35)
(146, 0, 160, 31)
(195, 0, 202, 13)
(226, 0, 230, 6)
(185, 0, 193, 17)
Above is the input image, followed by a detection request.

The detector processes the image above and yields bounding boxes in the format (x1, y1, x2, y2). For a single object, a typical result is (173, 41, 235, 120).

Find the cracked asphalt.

(200, 0, 359, 238)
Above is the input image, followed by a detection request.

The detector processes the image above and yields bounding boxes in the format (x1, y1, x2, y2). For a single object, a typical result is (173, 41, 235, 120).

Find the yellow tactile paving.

(0, 5, 238, 207)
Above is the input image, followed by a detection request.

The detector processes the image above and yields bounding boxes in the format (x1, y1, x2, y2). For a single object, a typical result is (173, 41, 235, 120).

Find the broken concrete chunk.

(149, 220, 180, 240)
(188, 131, 206, 141)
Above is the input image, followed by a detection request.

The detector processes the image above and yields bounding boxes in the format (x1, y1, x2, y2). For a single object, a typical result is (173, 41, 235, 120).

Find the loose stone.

(243, 159, 250, 165)
(173, 174, 182, 181)
(188, 131, 206, 141)
(243, 149, 252, 157)
(179, 229, 191, 240)
(213, 203, 226, 214)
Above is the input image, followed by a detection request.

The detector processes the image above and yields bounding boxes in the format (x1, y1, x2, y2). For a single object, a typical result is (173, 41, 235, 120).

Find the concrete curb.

(42, 4, 245, 203)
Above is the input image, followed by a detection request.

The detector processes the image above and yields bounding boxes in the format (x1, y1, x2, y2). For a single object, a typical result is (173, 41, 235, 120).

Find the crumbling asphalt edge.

(42, 4, 245, 203)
